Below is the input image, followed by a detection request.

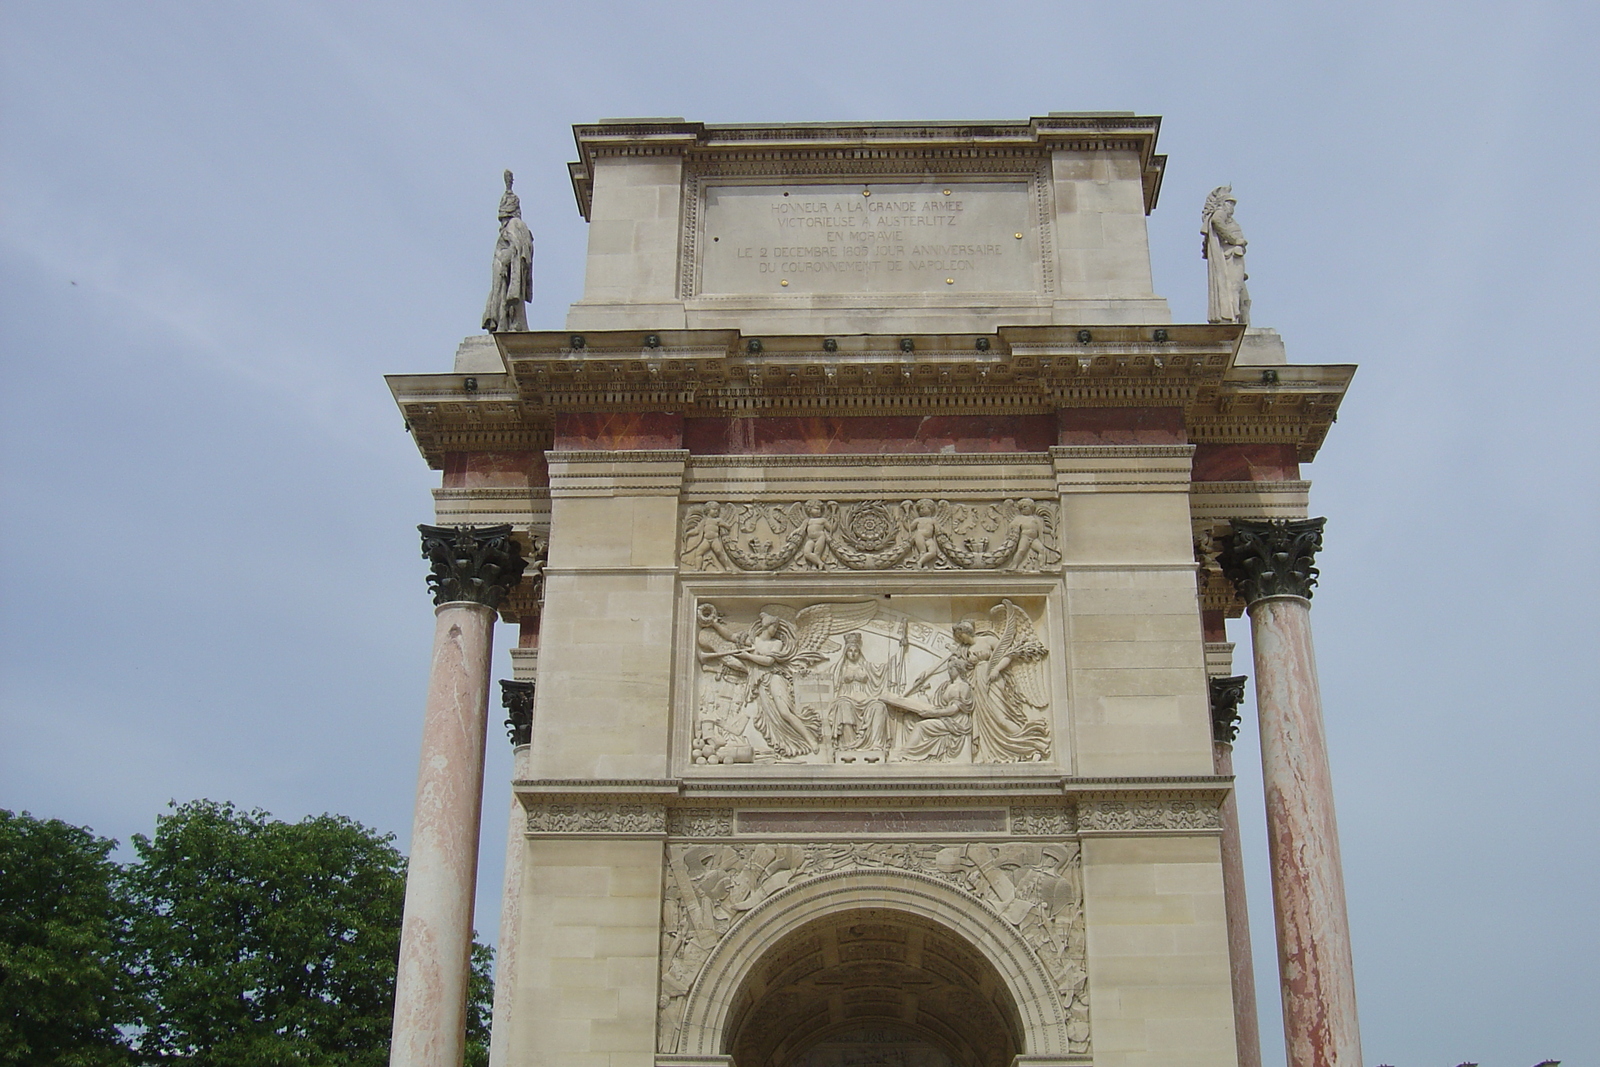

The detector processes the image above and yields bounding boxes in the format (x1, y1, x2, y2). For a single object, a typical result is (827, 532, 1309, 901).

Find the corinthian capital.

(1209, 675, 1248, 744)
(419, 524, 528, 608)
(1220, 518, 1325, 603)
(500, 679, 536, 746)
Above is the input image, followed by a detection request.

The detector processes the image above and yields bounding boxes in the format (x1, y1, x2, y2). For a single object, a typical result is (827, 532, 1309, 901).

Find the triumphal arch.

(384, 116, 1361, 1067)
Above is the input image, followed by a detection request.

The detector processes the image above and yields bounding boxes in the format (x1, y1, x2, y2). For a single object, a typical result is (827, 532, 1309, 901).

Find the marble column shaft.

(487, 676, 536, 1067)
(1248, 594, 1361, 1067)
(1212, 737, 1262, 1067)
(393, 525, 526, 1067)
(391, 600, 496, 1067)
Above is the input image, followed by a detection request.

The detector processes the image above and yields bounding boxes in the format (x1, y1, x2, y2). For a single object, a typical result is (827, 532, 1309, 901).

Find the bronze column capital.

(419, 524, 528, 608)
(1220, 517, 1325, 604)
(500, 679, 536, 747)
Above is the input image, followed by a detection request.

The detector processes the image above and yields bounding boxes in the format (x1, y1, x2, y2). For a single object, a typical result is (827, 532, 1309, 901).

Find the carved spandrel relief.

(693, 599, 1052, 766)
(657, 841, 1090, 1055)
(680, 498, 1061, 573)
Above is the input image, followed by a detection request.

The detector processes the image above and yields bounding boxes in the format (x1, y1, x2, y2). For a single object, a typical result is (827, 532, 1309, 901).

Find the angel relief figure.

(681, 501, 733, 572)
(1000, 498, 1059, 572)
(907, 600, 1051, 763)
(696, 601, 880, 759)
(791, 500, 835, 570)
(902, 499, 944, 568)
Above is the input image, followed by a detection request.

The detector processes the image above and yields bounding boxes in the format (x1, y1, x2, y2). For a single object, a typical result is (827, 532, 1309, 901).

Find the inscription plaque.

(699, 182, 1038, 296)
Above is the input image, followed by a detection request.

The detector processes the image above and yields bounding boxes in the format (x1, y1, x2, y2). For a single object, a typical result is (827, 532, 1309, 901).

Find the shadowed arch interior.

(722, 907, 1022, 1067)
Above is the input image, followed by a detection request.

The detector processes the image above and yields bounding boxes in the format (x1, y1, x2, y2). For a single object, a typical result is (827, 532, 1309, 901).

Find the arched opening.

(722, 907, 1023, 1067)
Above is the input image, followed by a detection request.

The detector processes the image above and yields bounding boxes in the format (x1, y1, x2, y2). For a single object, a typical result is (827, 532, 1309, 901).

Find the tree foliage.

(0, 803, 491, 1067)
(0, 810, 132, 1067)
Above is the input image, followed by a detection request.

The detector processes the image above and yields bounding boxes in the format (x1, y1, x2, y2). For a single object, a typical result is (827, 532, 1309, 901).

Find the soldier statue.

(483, 170, 533, 332)
(1202, 185, 1250, 325)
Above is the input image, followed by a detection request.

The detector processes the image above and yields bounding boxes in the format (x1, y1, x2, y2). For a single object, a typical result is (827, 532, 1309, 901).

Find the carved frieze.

(680, 497, 1060, 573)
(657, 840, 1090, 1055)
(524, 801, 667, 835)
(1077, 796, 1222, 832)
(1009, 804, 1078, 836)
(666, 808, 735, 838)
(692, 598, 1052, 766)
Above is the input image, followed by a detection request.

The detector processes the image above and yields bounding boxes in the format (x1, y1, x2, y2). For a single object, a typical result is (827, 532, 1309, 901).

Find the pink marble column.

(1210, 674, 1262, 1067)
(392, 526, 527, 1067)
(1223, 519, 1361, 1067)
(487, 676, 536, 1067)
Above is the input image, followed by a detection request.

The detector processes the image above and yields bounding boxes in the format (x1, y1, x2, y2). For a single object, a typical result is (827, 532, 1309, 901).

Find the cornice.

(546, 449, 690, 464)
(569, 114, 1166, 218)
(688, 452, 1053, 468)
(389, 328, 1352, 468)
(510, 774, 1229, 800)
(433, 486, 552, 500)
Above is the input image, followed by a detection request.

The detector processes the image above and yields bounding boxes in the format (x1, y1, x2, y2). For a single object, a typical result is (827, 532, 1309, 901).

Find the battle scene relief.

(691, 598, 1054, 766)
(681, 497, 1061, 573)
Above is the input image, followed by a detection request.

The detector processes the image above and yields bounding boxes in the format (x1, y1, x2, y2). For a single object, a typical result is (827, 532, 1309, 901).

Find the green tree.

(0, 809, 133, 1067)
(121, 800, 490, 1067)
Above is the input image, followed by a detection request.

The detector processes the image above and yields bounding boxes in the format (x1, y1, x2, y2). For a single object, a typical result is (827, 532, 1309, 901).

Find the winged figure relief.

(906, 600, 1051, 763)
(694, 599, 1051, 765)
(971, 599, 1052, 761)
(997, 498, 1060, 571)
(899, 499, 948, 568)
(695, 601, 880, 758)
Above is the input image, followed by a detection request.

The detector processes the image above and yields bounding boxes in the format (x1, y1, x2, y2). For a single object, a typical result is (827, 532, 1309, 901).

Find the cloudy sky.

(3, 2, 1596, 1064)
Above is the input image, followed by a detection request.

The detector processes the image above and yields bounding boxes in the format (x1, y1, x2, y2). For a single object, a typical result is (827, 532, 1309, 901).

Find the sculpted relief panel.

(681, 498, 1060, 573)
(692, 598, 1054, 766)
(657, 840, 1090, 1055)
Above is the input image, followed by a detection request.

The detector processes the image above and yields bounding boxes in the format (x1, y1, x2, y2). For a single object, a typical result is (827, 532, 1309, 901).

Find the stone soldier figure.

(483, 170, 533, 332)
(1202, 185, 1250, 325)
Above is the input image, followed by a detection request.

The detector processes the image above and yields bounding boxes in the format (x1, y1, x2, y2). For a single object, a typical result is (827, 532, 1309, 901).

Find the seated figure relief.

(692, 599, 1052, 766)
(680, 497, 1061, 573)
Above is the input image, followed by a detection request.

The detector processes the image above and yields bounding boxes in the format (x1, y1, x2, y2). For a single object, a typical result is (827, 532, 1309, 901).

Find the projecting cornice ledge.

(569, 114, 1167, 218)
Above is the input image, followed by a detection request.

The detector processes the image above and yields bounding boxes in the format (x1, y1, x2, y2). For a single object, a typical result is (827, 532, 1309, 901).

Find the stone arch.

(675, 867, 1071, 1062)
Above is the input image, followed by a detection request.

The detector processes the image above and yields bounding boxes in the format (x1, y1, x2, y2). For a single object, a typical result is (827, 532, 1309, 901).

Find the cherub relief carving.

(693, 600, 1052, 766)
(678, 497, 1061, 573)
